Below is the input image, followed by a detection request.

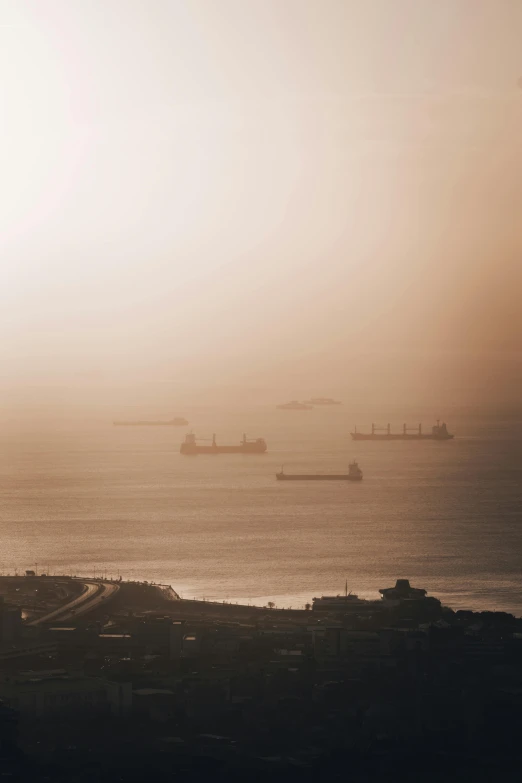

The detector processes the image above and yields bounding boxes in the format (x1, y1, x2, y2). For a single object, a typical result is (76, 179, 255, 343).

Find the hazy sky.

(1, 0, 522, 406)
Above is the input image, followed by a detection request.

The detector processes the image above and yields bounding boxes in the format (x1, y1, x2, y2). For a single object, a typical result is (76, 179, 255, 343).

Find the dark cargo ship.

(180, 433, 267, 455)
(351, 420, 453, 441)
(276, 460, 363, 481)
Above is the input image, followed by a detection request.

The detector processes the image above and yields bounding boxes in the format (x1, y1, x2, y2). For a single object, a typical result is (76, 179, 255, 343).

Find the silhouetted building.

(0, 598, 22, 643)
(379, 579, 427, 601)
(0, 671, 131, 717)
(0, 699, 17, 759)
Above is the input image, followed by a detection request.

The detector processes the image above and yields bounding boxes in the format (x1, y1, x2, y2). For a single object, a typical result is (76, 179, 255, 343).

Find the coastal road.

(26, 579, 119, 626)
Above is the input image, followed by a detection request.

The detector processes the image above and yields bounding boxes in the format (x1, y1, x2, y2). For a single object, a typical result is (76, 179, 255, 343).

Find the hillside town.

(1, 574, 522, 780)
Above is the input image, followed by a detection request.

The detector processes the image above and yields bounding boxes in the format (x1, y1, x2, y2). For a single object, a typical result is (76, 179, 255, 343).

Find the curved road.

(27, 579, 119, 626)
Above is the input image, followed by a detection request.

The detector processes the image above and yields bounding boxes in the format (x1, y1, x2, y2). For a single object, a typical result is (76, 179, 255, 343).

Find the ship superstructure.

(351, 420, 453, 441)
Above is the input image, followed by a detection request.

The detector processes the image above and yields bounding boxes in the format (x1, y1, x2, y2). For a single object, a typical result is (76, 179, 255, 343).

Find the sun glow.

(1, 0, 521, 406)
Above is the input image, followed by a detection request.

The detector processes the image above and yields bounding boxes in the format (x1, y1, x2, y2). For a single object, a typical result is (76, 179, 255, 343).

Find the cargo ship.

(114, 417, 188, 426)
(277, 400, 313, 410)
(276, 460, 363, 481)
(351, 420, 453, 441)
(180, 433, 267, 455)
(303, 397, 342, 405)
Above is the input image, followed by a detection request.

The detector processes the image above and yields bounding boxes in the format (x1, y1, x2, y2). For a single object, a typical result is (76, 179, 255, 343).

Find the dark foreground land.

(2, 577, 522, 781)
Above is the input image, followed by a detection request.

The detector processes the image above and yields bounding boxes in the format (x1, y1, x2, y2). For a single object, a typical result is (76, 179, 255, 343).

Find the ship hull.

(276, 474, 362, 481)
(351, 433, 453, 441)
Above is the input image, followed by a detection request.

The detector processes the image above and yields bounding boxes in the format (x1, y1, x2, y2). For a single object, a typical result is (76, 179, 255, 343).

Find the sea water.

(1, 405, 521, 613)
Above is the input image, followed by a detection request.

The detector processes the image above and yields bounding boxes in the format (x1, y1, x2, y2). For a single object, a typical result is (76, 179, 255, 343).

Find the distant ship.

(114, 417, 188, 426)
(351, 420, 454, 441)
(277, 400, 313, 410)
(276, 460, 363, 481)
(180, 433, 267, 455)
(303, 397, 342, 406)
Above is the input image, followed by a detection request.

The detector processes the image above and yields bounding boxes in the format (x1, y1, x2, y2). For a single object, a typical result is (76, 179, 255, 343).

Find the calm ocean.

(1, 405, 521, 613)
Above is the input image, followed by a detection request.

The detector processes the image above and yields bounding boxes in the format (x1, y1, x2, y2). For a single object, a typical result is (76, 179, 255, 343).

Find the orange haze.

(1, 0, 522, 412)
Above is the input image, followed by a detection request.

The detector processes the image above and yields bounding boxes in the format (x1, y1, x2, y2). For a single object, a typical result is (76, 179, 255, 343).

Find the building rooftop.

(133, 688, 174, 696)
(379, 579, 428, 601)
